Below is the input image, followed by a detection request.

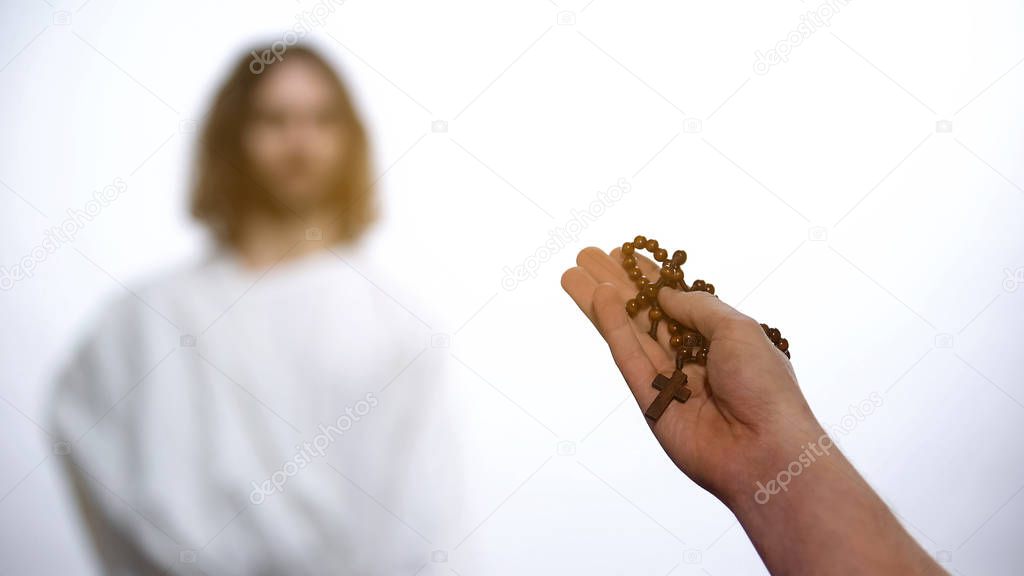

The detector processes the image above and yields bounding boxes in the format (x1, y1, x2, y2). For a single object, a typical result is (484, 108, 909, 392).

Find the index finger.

(592, 283, 660, 406)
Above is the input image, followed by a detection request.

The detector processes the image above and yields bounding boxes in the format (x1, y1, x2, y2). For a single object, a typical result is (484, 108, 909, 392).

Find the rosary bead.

(625, 299, 639, 315)
(620, 236, 790, 376)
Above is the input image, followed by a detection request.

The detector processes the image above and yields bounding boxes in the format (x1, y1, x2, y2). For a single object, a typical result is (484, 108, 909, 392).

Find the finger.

(576, 247, 634, 296)
(592, 282, 659, 406)
(564, 263, 676, 374)
(560, 266, 600, 324)
(656, 289, 751, 341)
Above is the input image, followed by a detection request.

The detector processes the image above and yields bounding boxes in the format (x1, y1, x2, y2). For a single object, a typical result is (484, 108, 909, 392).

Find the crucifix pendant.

(644, 369, 691, 421)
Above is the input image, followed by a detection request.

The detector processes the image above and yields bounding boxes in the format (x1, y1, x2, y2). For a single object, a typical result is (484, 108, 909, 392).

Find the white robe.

(49, 244, 463, 575)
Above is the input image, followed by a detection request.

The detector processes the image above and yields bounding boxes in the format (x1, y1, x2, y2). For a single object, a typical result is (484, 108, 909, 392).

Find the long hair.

(190, 44, 375, 246)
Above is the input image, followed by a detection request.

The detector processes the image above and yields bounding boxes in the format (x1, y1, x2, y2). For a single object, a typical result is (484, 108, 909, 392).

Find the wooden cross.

(644, 369, 691, 421)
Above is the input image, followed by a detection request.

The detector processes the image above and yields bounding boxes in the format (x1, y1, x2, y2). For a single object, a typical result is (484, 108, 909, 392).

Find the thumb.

(656, 289, 751, 341)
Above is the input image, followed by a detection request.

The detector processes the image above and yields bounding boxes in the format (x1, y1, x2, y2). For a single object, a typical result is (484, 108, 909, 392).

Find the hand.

(561, 246, 824, 505)
(563, 246, 944, 575)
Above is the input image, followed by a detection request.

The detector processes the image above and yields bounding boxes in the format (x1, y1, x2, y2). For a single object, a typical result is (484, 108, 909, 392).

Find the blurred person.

(49, 44, 461, 575)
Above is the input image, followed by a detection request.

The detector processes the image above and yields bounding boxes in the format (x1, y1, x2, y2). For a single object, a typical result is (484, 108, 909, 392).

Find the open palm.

(562, 247, 821, 503)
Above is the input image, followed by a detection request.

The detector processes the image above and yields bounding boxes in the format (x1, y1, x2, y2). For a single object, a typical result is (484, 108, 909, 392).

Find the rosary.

(619, 235, 790, 422)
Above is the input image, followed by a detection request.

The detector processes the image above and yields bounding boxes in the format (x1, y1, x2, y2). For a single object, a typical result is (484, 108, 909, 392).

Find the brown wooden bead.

(625, 299, 639, 315)
(616, 235, 791, 388)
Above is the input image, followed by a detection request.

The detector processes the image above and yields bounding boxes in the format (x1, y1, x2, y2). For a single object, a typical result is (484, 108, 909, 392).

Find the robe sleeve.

(48, 295, 181, 575)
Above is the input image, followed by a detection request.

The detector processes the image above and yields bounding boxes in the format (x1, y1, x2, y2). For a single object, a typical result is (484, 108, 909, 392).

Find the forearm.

(725, 433, 943, 575)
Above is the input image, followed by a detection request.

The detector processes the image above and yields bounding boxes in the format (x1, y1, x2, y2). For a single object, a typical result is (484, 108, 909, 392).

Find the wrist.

(727, 436, 852, 525)
(719, 411, 833, 511)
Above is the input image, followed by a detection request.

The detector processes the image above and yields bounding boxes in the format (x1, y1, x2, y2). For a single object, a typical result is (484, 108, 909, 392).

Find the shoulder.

(76, 253, 225, 346)
(48, 254, 216, 411)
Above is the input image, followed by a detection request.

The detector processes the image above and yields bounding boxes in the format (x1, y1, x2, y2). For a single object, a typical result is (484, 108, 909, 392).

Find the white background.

(2, 0, 1023, 574)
